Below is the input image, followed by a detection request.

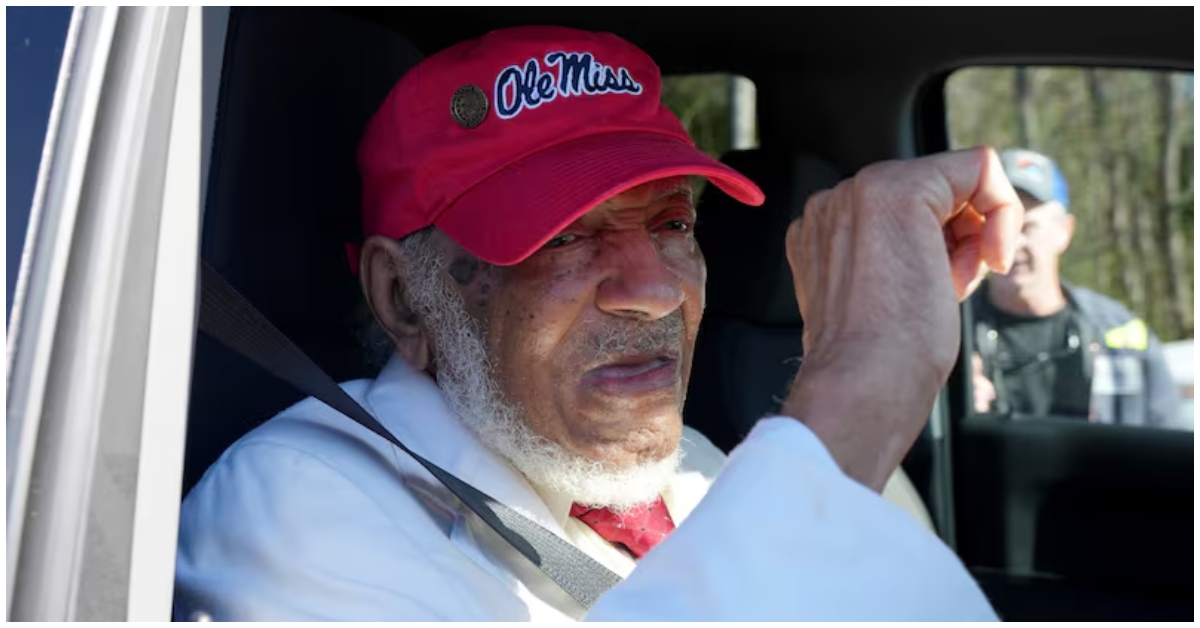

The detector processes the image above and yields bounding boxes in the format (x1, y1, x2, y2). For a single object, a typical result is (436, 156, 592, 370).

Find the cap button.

(451, 84, 489, 129)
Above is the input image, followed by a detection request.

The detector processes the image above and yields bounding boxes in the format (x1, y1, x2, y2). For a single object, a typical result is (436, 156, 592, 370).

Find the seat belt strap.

(196, 260, 622, 610)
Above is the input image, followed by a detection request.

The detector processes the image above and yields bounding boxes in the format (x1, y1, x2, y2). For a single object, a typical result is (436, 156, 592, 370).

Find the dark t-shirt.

(976, 297, 1092, 419)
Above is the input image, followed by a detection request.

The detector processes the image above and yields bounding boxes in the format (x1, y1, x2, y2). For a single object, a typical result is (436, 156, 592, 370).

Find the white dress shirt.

(174, 356, 998, 621)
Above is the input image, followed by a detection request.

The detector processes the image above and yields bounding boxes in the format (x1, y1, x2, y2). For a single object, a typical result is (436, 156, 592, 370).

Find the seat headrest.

(200, 7, 424, 381)
(696, 149, 844, 326)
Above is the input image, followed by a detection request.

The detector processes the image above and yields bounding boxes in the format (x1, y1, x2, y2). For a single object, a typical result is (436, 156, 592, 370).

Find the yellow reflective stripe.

(1104, 318, 1149, 351)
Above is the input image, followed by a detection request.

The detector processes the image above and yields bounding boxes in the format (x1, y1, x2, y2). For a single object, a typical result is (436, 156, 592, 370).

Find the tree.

(1014, 66, 1039, 149)
(945, 66, 1193, 341)
(661, 74, 734, 159)
(1156, 73, 1194, 337)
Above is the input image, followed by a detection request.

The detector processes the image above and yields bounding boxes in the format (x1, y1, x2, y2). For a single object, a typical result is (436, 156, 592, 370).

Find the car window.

(946, 66, 1194, 431)
(7, 7, 73, 328)
(661, 73, 759, 202)
(661, 73, 758, 159)
(660, 72, 757, 202)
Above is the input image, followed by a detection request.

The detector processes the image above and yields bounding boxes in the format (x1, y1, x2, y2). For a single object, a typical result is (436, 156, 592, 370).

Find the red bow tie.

(569, 496, 676, 559)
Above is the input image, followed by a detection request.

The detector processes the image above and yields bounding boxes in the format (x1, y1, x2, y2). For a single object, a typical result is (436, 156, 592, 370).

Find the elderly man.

(174, 26, 1021, 621)
(970, 149, 1179, 426)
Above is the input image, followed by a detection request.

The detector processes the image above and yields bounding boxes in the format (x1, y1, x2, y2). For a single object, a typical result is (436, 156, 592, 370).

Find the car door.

(6, 6, 212, 620)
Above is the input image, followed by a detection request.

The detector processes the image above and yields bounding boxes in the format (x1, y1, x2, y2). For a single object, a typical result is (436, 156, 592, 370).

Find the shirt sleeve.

(1142, 332, 1182, 428)
(174, 440, 482, 621)
(585, 417, 1000, 622)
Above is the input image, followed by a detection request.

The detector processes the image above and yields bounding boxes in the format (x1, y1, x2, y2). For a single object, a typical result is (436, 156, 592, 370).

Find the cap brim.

(1006, 173, 1051, 203)
(434, 131, 765, 266)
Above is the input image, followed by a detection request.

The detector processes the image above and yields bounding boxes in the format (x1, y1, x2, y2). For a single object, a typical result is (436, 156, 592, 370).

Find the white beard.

(403, 245, 681, 512)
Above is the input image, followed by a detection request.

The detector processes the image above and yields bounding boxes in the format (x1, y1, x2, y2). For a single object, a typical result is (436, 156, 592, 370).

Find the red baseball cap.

(356, 25, 765, 268)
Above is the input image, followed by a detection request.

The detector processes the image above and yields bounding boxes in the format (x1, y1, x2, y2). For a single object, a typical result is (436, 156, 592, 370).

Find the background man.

(970, 148, 1179, 427)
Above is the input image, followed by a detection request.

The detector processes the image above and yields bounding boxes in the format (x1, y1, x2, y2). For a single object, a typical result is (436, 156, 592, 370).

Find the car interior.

(183, 7, 1192, 621)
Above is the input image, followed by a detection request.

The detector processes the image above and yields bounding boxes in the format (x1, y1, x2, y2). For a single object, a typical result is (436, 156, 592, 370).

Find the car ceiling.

(340, 8, 1192, 171)
(343, 8, 1191, 74)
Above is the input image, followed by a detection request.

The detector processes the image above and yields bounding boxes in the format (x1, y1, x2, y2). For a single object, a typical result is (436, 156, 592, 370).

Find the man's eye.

(544, 234, 578, 249)
(659, 219, 693, 232)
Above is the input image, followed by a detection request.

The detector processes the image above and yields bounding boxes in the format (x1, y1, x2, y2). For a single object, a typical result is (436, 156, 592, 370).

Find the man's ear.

(360, 235, 433, 373)
(1057, 212, 1076, 253)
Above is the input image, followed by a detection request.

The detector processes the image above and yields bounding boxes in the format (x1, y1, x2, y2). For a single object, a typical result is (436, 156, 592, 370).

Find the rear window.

(660, 73, 757, 199)
(661, 73, 758, 158)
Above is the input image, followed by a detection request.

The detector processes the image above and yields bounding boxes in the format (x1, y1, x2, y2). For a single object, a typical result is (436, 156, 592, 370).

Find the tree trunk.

(1117, 151, 1148, 317)
(1121, 149, 1152, 322)
(1156, 73, 1192, 339)
(1014, 67, 1039, 149)
(1088, 70, 1140, 308)
(1084, 71, 1112, 292)
(1119, 76, 1159, 329)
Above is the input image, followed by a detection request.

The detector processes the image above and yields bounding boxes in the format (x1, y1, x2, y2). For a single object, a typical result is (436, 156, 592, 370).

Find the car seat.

(184, 7, 424, 493)
(683, 148, 934, 530)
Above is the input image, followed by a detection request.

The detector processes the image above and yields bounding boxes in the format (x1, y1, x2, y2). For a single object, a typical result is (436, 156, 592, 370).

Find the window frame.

(6, 7, 214, 621)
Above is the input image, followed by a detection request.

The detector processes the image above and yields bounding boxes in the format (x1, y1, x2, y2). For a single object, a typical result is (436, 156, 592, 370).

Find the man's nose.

(594, 231, 686, 320)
